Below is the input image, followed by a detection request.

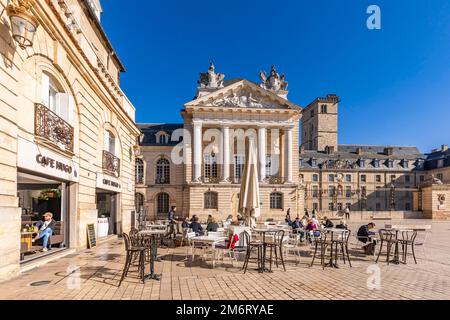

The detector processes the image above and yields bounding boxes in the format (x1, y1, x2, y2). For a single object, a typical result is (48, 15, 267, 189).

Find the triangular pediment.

(185, 80, 301, 111)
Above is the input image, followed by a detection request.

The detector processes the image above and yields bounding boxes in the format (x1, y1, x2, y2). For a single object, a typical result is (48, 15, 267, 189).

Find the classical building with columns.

(136, 63, 450, 222)
(136, 64, 303, 221)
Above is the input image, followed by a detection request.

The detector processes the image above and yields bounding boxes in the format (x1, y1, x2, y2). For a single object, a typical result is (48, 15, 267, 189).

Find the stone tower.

(301, 94, 339, 152)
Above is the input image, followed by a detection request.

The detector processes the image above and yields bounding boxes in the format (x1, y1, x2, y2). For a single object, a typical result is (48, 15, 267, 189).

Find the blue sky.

(101, 0, 450, 153)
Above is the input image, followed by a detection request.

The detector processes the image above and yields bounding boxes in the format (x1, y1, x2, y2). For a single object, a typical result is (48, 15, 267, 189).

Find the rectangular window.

(345, 174, 351, 183)
(337, 203, 343, 211)
(387, 160, 394, 168)
(204, 192, 218, 209)
(328, 174, 334, 182)
(437, 173, 443, 181)
(345, 186, 351, 198)
(373, 160, 380, 168)
(345, 203, 351, 210)
(204, 154, 218, 178)
(361, 175, 366, 182)
(437, 159, 444, 168)
(328, 186, 335, 196)
(270, 193, 283, 209)
(419, 175, 425, 182)
(328, 202, 334, 211)
(312, 174, 318, 182)
(234, 155, 245, 180)
(376, 203, 381, 211)
(405, 175, 411, 183)
(310, 110, 314, 118)
(265, 155, 272, 177)
(359, 159, 365, 167)
(376, 175, 381, 183)
(321, 104, 327, 113)
(311, 159, 317, 167)
(312, 185, 319, 198)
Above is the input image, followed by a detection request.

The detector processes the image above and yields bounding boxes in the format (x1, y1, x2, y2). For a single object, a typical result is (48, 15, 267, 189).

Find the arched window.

(156, 131, 169, 144)
(270, 192, 283, 209)
(204, 191, 218, 209)
(106, 130, 116, 154)
(41, 72, 73, 124)
(135, 158, 144, 184)
(156, 158, 170, 184)
(135, 193, 144, 213)
(156, 192, 169, 215)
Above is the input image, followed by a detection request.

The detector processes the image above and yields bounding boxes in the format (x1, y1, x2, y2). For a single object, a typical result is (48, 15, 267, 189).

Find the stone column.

(193, 120, 202, 182)
(285, 127, 293, 183)
(222, 126, 230, 182)
(258, 126, 266, 182)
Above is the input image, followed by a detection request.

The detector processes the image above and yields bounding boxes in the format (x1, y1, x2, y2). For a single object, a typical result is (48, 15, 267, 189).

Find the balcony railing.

(155, 177, 170, 184)
(102, 150, 120, 177)
(35, 103, 74, 152)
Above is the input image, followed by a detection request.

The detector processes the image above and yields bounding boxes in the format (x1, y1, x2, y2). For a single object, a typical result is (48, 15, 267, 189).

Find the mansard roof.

(138, 123, 183, 146)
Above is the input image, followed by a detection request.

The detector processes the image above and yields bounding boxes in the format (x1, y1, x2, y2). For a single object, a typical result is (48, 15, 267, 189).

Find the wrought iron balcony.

(102, 150, 120, 177)
(155, 176, 170, 184)
(34, 103, 74, 152)
(204, 176, 221, 184)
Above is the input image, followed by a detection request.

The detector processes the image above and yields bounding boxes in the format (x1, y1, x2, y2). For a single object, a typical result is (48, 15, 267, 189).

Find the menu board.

(86, 224, 96, 248)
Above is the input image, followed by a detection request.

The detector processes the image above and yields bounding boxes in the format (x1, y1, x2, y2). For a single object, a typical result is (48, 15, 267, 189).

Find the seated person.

(190, 214, 197, 222)
(223, 215, 233, 228)
(181, 217, 190, 229)
(305, 218, 321, 243)
(206, 217, 219, 232)
(322, 216, 334, 228)
(206, 214, 213, 224)
(335, 220, 348, 229)
(32, 212, 56, 252)
(237, 214, 245, 225)
(189, 217, 204, 235)
(357, 222, 377, 255)
(285, 213, 292, 226)
(291, 217, 305, 241)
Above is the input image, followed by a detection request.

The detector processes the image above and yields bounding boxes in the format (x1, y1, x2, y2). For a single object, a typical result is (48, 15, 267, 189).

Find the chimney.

(442, 144, 449, 152)
(356, 147, 364, 155)
(384, 147, 394, 156)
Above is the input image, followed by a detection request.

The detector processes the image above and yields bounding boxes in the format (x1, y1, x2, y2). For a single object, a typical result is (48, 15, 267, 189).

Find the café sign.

(96, 172, 122, 193)
(17, 137, 79, 182)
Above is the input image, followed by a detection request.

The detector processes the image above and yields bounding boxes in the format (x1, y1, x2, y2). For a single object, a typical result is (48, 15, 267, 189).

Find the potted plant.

(38, 188, 61, 200)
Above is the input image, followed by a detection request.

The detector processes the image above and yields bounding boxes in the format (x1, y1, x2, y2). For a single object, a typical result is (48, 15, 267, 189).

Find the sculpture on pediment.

(198, 61, 225, 89)
(259, 65, 288, 91)
(211, 91, 276, 109)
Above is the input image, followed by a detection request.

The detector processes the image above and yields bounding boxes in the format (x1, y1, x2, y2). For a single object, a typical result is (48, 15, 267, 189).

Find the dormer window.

(299, 158, 304, 167)
(310, 158, 317, 167)
(156, 131, 170, 144)
(402, 159, 409, 168)
(358, 159, 365, 168)
(415, 159, 424, 169)
(373, 159, 380, 168)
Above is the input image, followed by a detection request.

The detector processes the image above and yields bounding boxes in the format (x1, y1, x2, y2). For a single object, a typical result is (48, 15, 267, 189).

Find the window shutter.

(56, 92, 69, 122)
(41, 73, 50, 107)
(68, 95, 74, 125)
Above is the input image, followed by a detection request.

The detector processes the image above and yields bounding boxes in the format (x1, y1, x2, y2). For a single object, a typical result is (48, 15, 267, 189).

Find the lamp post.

(6, 0, 39, 49)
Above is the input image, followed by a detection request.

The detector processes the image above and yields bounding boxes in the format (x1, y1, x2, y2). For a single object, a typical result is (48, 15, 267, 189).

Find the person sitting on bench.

(32, 212, 56, 252)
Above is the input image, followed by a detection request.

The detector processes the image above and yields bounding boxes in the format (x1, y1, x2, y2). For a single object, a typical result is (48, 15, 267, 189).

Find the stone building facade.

(0, 0, 139, 281)
(136, 64, 450, 222)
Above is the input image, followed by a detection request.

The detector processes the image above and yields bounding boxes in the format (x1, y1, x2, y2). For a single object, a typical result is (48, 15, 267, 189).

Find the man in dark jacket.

(190, 217, 204, 235)
(357, 223, 376, 254)
(323, 216, 334, 228)
(33, 212, 56, 252)
(291, 217, 305, 241)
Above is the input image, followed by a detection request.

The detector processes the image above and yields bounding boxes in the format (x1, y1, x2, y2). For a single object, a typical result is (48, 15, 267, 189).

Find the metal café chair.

(376, 229, 400, 264)
(242, 230, 264, 274)
(119, 232, 146, 286)
(265, 229, 286, 271)
(310, 230, 331, 269)
(399, 230, 418, 264)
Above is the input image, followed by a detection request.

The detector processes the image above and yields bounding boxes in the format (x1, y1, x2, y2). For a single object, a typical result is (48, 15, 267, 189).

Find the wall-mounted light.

(6, 0, 39, 49)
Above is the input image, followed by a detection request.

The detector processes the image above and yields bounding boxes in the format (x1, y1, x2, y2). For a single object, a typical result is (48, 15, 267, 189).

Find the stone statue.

(259, 65, 288, 91)
(198, 61, 225, 89)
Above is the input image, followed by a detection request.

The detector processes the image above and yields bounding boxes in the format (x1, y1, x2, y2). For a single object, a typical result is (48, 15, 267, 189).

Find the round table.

(138, 229, 166, 281)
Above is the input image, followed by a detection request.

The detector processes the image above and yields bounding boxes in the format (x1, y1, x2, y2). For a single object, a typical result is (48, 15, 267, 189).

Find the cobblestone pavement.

(1, 220, 449, 300)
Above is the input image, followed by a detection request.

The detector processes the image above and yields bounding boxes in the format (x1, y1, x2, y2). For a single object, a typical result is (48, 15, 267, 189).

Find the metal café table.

(138, 229, 166, 281)
(252, 228, 278, 273)
(321, 228, 349, 268)
(191, 235, 227, 267)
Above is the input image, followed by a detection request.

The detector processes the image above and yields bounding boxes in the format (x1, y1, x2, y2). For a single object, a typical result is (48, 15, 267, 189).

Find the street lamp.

(6, 0, 39, 49)
(389, 183, 396, 210)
